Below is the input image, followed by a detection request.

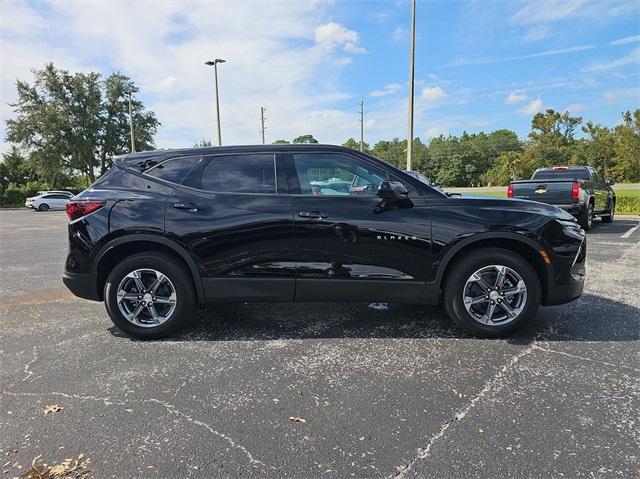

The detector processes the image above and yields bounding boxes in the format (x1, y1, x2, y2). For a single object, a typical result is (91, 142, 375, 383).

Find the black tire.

(443, 248, 541, 338)
(104, 252, 197, 339)
(601, 200, 615, 223)
(577, 202, 593, 230)
(38, 203, 49, 211)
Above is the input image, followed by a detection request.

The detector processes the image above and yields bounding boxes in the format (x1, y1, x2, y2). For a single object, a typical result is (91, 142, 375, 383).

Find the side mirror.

(377, 180, 409, 201)
(606, 179, 616, 186)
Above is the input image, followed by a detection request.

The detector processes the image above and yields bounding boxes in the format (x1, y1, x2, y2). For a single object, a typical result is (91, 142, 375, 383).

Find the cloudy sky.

(0, 0, 638, 153)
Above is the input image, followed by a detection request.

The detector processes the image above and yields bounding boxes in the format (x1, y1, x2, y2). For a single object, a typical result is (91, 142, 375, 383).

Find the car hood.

(452, 195, 576, 221)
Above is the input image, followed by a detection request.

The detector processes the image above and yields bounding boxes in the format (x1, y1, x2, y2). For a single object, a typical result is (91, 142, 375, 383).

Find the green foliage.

(0, 181, 51, 207)
(5, 63, 160, 185)
(272, 139, 290, 144)
(292, 134, 319, 144)
(194, 139, 213, 147)
(342, 137, 371, 153)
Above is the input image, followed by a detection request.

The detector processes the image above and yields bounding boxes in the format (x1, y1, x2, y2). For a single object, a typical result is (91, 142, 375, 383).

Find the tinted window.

(293, 153, 389, 197)
(51, 194, 69, 199)
(145, 156, 201, 184)
(532, 169, 590, 181)
(201, 154, 276, 194)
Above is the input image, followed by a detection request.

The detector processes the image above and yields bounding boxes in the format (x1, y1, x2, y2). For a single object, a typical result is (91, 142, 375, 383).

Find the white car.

(25, 191, 74, 211)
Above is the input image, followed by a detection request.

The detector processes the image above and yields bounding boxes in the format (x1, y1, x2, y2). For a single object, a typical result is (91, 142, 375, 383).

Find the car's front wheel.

(443, 248, 541, 338)
(104, 252, 197, 339)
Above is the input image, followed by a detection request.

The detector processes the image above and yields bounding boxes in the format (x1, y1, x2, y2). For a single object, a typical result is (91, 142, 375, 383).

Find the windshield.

(532, 170, 589, 180)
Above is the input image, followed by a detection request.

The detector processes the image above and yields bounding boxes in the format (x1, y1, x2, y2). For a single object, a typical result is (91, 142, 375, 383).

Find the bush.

(0, 181, 51, 207)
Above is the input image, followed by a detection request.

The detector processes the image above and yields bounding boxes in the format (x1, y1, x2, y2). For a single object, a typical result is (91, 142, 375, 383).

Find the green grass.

(458, 188, 640, 214)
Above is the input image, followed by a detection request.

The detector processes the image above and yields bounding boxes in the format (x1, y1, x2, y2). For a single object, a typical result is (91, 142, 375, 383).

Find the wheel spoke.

(481, 303, 496, 324)
(494, 266, 506, 289)
(154, 293, 176, 305)
(470, 273, 492, 292)
(129, 302, 145, 324)
(117, 292, 139, 304)
(149, 271, 166, 294)
(129, 271, 146, 293)
(502, 280, 526, 297)
(500, 300, 518, 319)
(464, 295, 489, 306)
(147, 304, 161, 324)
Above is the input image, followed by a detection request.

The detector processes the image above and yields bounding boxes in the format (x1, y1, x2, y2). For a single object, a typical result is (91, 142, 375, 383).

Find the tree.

(0, 146, 32, 187)
(292, 134, 318, 144)
(342, 137, 371, 153)
(610, 109, 640, 181)
(194, 139, 213, 147)
(272, 139, 290, 144)
(6, 63, 160, 185)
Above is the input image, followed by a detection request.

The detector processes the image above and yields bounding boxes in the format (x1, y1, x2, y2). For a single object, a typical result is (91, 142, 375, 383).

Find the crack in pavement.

(21, 347, 38, 383)
(1, 389, 269, 470)
(391, 342, 539, 479)
(532, 344, 640, 373)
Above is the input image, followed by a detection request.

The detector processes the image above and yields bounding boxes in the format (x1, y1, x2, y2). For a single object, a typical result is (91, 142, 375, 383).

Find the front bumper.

(542, 235, 586, 306)
(62, 271, 101, 301)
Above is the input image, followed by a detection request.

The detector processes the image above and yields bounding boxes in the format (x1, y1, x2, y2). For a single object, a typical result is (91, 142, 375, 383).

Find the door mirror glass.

(606, 179, 616, 186)
(377, 181, 409, 201)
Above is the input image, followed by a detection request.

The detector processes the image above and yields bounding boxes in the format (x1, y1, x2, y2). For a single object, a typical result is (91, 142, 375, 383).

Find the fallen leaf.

(478, 428, 485, 434)
(19, 453, 90, 478)
(289, 416, 306, 423)
(400, 417, 408, 422)
(43, 404, 63, 415)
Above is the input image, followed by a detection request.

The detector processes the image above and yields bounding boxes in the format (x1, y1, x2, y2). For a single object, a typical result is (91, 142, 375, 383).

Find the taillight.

(507, 184, 513, 197)
(571, 182, 580, 199)
(66, 200, 106, 221)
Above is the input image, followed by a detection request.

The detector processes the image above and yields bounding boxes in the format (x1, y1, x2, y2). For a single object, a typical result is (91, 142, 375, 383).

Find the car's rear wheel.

(104, 252, 197, 339)
(443, 248, 541, 337)
(577, 203, 593, 230)
(601, 200, 615, 223)
(38, 203, 49, 211)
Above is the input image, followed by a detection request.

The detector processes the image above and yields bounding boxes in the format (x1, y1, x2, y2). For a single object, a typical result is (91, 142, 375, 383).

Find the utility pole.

(406, 0, 416, 170)
(205, 59, 226, 146)
(359, 98, 364, 152)
(260, 106, 266, 144)
(127, 91, 136, 153)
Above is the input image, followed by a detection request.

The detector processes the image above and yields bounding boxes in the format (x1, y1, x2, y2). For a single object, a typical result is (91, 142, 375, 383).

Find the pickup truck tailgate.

(511, 180, 575, 204)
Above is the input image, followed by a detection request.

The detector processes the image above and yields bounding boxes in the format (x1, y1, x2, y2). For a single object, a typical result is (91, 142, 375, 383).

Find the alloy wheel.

(463, 264, 528, 326)
(116, 269, 177, 327)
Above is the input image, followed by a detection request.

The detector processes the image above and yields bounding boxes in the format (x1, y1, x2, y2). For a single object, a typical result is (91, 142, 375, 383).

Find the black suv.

(63, 145, 586, 339)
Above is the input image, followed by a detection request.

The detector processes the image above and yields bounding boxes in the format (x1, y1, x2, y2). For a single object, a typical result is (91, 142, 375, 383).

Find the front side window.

(201, 154, 276, 194)
(145, 156, 201, 184)
(293, 153, 389, 197)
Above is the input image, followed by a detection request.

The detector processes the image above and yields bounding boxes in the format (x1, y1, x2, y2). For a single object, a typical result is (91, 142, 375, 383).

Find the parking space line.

(621, 224, 639, 239)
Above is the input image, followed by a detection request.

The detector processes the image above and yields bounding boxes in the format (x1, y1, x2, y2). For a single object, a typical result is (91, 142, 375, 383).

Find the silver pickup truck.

(508, 166, 616, 230)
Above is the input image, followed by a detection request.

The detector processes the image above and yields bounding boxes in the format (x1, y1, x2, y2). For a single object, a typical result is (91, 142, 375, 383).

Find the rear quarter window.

(145, 156, 201, 184)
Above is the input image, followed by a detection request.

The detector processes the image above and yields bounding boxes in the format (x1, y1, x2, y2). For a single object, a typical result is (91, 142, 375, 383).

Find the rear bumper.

(62, 271, 101, 301)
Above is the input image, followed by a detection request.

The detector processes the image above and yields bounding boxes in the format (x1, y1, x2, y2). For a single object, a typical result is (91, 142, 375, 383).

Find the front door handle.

(173, 202, 203, 212)
(298, 211, 328, 219)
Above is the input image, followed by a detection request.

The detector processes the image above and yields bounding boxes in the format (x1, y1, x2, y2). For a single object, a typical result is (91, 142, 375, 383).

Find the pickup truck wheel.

(601, 201, 615, 223)
(444, 248, 541, 338)
(577, 203, 593, 230)
(104, 252, 197, 339)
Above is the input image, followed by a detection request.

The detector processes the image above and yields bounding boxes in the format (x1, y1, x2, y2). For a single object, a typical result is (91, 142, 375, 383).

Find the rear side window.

(532, 170, 589, 180)
(145, 156, 201, 184)
(201, 154, 276, 194)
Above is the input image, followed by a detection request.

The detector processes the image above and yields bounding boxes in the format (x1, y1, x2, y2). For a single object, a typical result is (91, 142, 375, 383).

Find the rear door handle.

(298, 211, 328, 219)
(173, 202, 203, 212)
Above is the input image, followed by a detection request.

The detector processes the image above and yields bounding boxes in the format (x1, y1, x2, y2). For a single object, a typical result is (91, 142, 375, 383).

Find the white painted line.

(621, 224, 640, 238)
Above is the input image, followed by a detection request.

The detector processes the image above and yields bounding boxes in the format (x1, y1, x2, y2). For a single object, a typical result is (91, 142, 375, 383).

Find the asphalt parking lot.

(1, 210, 638, 478)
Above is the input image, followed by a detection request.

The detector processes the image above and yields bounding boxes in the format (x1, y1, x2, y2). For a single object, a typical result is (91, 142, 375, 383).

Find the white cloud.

(419, 86, 446, 103)
(565, 103, 586, 112)
(448, 45, 594, 67)
(519, 99, 543, 115)
(1, 2, 367, 151)
(425, 127, 449, 139)
(603, 92, 617, 102)
(583, 47, 640, 72)
(511, 0, 636, 25)
(370, 83, 402, 97)
(524, 25, 551, 42)
(392, 26, 409, 42)
(314, 22, 365, 54)
(610, 34, 640, 46)
(505, 92, 527, 104)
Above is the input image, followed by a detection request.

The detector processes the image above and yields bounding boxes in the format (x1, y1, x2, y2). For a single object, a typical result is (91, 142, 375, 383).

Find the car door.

(287, 151, 431, 303)
(51, 194, 68, 209)
(590, 169, 608, 213)
(165, 152, 295, 302)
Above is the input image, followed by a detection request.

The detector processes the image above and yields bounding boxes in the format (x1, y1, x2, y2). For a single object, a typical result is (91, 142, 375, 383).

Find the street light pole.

(205, 59, 226, 146)
(127, 91, 136, 153)
(359, 98, 364, 152)
(406, 0, 416, 171)
(260, 106, 266, 144)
